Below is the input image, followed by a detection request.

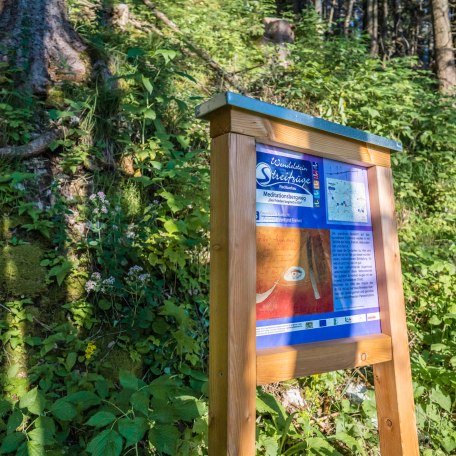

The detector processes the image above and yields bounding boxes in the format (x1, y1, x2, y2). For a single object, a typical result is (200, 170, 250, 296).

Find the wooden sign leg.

(368, 166, 419, 456)
(209, 133, 257, 455)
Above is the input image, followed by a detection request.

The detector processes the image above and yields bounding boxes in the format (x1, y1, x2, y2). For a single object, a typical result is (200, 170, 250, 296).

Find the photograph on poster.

(255, 143, 381, 349)
(256, 227, 333, 319)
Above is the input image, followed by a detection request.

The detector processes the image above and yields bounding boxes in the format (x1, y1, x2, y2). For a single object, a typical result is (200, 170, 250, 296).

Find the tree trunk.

(372, 0, 379, 55)
(314, 0, 323, 16)
(431, 0, 456, 93)
(344, 0, 355, 36)
(328, 0, 338, 30)
(379, 0, 390, 57)
(0, 0, 89, 95)
(367, 0, 379, 55)
(393, 0, 406, 56)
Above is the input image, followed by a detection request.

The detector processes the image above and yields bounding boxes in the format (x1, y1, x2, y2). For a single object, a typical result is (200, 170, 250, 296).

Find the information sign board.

(255, 143, 380, 348)
(196, 92, 419, 456)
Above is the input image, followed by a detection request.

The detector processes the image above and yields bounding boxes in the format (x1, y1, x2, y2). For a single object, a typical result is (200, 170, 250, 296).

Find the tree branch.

(0, 129, 63, 158)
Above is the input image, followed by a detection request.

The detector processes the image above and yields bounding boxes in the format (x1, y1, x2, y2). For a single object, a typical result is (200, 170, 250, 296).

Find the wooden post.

(368, 166, 419, 456)
(209, 133, 257, 455)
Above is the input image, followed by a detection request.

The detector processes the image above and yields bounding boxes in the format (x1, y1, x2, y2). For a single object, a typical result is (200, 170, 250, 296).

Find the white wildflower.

(128, 265, 143, 276)
(104, 276, 115, 285)
(85, 280, 97, 292)
(138, 273, 150, 282)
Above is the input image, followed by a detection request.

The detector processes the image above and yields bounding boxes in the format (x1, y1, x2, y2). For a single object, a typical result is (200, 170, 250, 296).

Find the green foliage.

(0, 66, 36, 146)
(0, 2, 454, 455)
(0, 370, 206, 455)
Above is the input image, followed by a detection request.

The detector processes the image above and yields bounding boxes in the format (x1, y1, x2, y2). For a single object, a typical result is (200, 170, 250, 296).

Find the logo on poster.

(256, 159, 312, 192)
(256, 162, 272, 186)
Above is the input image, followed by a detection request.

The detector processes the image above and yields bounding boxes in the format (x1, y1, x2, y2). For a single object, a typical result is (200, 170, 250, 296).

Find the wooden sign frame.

(196, 92, 419, 456)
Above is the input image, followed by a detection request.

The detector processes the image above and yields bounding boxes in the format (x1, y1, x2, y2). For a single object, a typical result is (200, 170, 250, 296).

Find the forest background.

(0, 0, 455, 454)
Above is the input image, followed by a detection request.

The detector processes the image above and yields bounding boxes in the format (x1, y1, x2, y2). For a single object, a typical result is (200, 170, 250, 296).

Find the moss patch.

(0, 244, 46, 297)
(100, 348, 143, 379)
(0, 216, 27, 241)
(64, 273, 86, 301)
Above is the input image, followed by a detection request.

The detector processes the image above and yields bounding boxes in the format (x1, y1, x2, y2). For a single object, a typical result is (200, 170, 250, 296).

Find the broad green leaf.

(119, 370, 138, 391)
(430, 387, 452, 412)
(19, 388, 45, 415)
(256, 391, 287, 425)
(66, 391, 100, 410)
(51, 398, 77, 421)
(143, 109, 156, 120)
(0, 432, 26, 453)
(118, 417, 148, 447)
(86, 429, 123, 456)
(141, 76, 153, 94)
(160, 191, 182, 213)
(442, 435, 456, 453)
(258, 434, 279, 456)
(98, 299, 111, 310)
(16, 441, 44, 456)
(34, 416, 55, 434)
(28, 427, 55, 445)
(126, 47, 145, 58)
(130, 391, 149, 416)
(48, 260, 73, 286)
(428, 315, 441, 325)
(172, 396, 205, 421)
(163, 220, 179, 234)
(0, 399, 11, 417)
(154, 49, 177, 63)
(7, 409, 23, 433)
(48, 109, 73, 120)
(160, 300, 187, 326)
(86, 411, 117, 428)
(148, 424, 179, 455)
(95, 378, 110, 399)
(256, 396, 278, 415)
(65, 352, 77, 371)
(332, 432, 364, 453)
(149, 376, 182, 402)
(149, 408, 174, 424)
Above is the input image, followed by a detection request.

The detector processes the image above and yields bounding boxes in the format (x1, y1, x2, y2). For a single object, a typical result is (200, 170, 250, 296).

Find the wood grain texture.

(257, 334, 392, 385)
(209, 133, 257, 456)
(368, 166, 419, 456)
(209, 107, 391, 167)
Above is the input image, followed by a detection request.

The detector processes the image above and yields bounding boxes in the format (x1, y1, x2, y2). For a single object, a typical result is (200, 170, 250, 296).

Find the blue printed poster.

(255, 143, 381, 349)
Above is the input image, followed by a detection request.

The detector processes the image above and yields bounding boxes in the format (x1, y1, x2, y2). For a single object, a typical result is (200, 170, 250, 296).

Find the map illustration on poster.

(256, 143, 381, 349)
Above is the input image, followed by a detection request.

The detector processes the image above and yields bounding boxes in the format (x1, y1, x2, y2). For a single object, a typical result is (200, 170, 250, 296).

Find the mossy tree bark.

(0, 0, 90, 158)
(0, 0, 89, 95)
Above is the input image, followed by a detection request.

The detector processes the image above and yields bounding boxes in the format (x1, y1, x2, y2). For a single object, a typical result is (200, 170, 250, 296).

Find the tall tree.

(431, 0, 456, 92)
(328, 0, 338, 29)
(379, 0, 391, 57)
(344, 0, 356, 36)
(366, 0, 379, 55)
